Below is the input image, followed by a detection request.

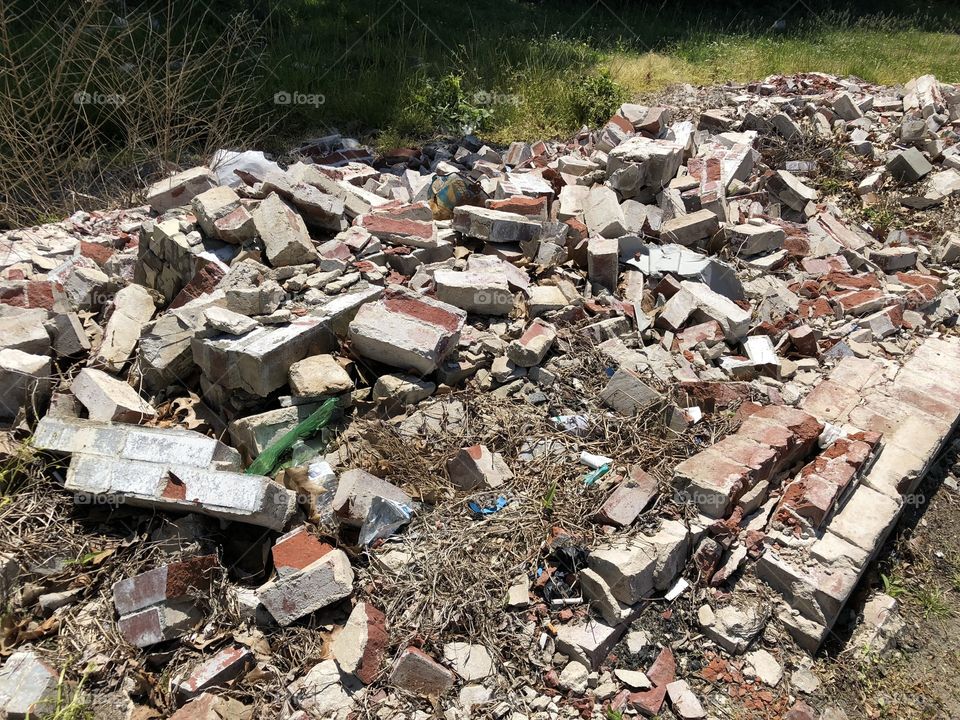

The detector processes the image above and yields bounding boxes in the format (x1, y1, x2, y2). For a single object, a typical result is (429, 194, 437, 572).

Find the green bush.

(407, 73, 492, 135)
(568, 68, 626, 127)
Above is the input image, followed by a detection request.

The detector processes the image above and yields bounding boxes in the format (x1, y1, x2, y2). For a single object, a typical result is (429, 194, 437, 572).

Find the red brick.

(777, 475, 842, 529)
(112, 555, 219, 616)
(821, 438, 871, 464)
(737, 416, 796, 458)
(653, 275, 682, 300)
(79, 240, 115, 266)
(833, 289, 886, 315)
(823, 271, 880, 290)
(680, 381, 754, 412)
(904, 283, 939, 308)
(358, 214, 435, 243)
(487, 195, 547, 218)
(0, 280, 56, 310)
(629, 685, 667, 717)
(676, 320, 724, 350)
(802, 456, 857, 489)
(332, 602, 388, 684)
(784, 700, 817, 720)
(896, 272, 943, 293)
(751, 405, 823, 448)
(389, 647, 455, 697)
(169, 262, 226, 309)
(786, 324, 818, 356)
(799, 297, 833, 319)
(272, 526, 333, 577)
(647, 647, 676, 687)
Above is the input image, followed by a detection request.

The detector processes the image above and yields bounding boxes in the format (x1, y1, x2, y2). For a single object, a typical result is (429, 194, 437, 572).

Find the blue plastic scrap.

(468, 496, 510, 516)
(583, 463, 611, 486)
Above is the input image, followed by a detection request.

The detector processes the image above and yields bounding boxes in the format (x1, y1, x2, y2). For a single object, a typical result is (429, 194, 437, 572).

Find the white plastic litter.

(209, 149, 281, 187)
(579, 450, 614, 469)
(664, 577, 690, 602)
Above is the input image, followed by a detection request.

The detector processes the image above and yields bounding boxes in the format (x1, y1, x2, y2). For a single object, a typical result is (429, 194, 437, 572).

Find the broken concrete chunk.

(660, 209, 720, 247)
(886, 147, 933, 183)
(587, 236, 619, 293)
(596, 467, 658, 526)
(697, 602, 766, 653)
(0, 307, 50, 355)
(253, 193, 319, 267)
(870, 246, 917, 272)
(229, 403, 330, 459)
(442, 642, 494, 682)
(434, 269, 515, 315)
(527, 285, 569, 316)
(767, 170, 818, 211)
(289, 354, 354, 398)
(371, 373, 435, 407)
(50, 312, 91, 357)
(607, 137, 684, 197)
(192, 185, 243, 237)
(583, 186, 626, 238)
(174, 646, 253, 700)
(554, 618, 619, 669)
(113, 555, 218, 646)
(0, 650, 58, 719)
(146, 167, 219, 213)
(332, 468, 412, 528)
(452, 206, 542, 244)
(0, 349, 50, 419)
(506, 319, 556, 367)
(730, 222, 785, 257)
(92, 283, 157, 371)
(666, 679, 706, 720)
(659, 280, 752, 340)
(72, 367, 157, 423)
(204, 305, 258, 335)
(600, 367, 663, 416)
(446, 445, 513, 491)
(195, 287, 379, 396)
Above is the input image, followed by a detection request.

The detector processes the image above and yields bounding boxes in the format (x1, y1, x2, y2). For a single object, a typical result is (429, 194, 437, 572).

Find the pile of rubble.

(1, 70, 959, 719)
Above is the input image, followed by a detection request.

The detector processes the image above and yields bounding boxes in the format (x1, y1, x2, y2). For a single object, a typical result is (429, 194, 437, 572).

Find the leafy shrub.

(407, 73, 491, 135)
(568, 68, 626, 127)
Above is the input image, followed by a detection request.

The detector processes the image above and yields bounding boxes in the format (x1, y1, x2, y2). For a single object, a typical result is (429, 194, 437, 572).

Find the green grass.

(253, 1, 960, 148)
(913, 587, 954, 620)
(5, 0, 960, 226)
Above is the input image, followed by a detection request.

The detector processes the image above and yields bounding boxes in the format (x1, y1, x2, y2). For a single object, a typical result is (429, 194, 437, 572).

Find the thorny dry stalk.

(0, 0, 269, 228)
(317, 331, 738, 702)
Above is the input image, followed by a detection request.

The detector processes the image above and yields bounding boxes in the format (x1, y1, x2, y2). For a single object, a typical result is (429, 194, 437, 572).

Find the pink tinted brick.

(596, 466, 658, 526)
(175, 646, 253, 700)
(390, 647, 455, 697)
(710, 435, 779, 483)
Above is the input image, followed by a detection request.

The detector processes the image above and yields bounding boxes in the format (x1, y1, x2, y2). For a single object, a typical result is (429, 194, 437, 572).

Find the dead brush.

(0, 0, 269, 229)
(326, 329, 738, 701)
